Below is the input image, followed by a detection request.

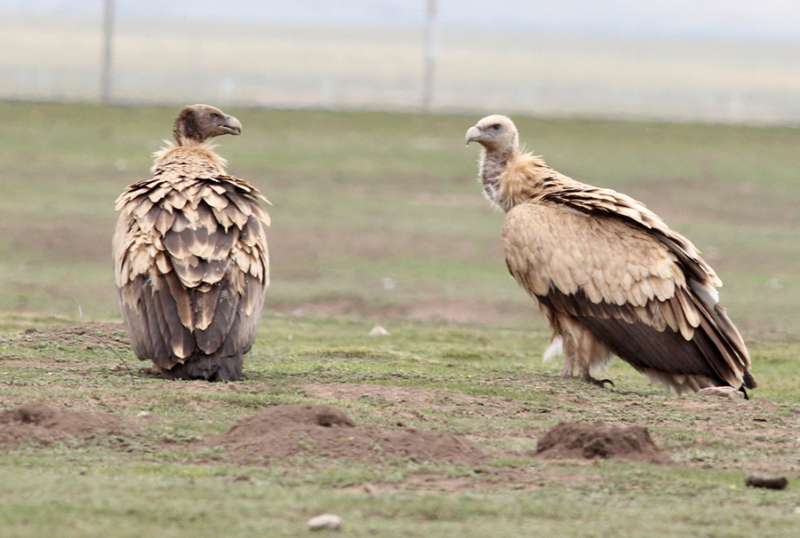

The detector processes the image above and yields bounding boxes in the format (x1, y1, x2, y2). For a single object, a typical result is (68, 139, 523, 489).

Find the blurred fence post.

(100, 0, 115, 104)
(421, 0, 437, 112)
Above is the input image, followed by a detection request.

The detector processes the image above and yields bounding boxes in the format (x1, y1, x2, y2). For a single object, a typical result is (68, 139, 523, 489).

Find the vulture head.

(173, 104, 242, 145)
(465, 114, 519, 153)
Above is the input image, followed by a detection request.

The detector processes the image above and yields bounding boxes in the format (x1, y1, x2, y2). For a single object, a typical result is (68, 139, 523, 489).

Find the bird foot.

(583, 375, 615, 389)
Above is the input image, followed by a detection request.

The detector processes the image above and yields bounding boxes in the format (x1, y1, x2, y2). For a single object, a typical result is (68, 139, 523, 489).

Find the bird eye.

(211, 112, 223, 120)
(490, 123, 501, 131)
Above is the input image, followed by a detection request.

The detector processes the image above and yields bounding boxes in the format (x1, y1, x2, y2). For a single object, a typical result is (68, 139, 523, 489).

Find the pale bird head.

(173, 104, 242, 145)
(465, 114, 519, 152)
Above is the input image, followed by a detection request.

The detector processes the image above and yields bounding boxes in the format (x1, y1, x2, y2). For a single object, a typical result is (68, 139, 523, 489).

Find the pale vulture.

(113, 105, 270, 381)
(466, 114, 756, 396)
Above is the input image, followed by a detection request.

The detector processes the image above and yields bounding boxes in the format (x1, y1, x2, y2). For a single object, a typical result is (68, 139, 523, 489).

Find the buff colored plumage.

(466, 114, 755, 395)
(113, 104, 270, 381)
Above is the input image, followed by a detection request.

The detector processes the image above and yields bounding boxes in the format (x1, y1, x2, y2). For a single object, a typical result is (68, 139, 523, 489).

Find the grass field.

(1, 102, 799, 537)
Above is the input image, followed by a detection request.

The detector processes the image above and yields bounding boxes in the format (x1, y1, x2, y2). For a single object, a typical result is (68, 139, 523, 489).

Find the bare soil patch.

(271, 225, 498, 267)
(536, 422, 668, 463)
(0, 218, 112, 264)
(275, 297, 529, 325)
(402, 299, 529, 324)
(0, 403, 132, 446)
(213, 404, 485, 466)
(9, 323, 129, 352)
(302, 383, 529, 425)
(303, 383, 483, 407)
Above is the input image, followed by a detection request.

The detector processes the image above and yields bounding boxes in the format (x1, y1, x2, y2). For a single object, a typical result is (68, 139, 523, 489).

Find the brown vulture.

(465, 114, 756, 396)
(113, 104, 270, 381)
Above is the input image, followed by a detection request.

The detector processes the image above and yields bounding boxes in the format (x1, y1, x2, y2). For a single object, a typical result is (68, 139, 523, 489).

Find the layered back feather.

(113, 141, 270, 372)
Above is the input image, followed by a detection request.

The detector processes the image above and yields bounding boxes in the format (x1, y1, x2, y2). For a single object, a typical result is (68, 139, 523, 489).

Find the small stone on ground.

(368, 325, 390, 337)
(745, 475, 789, 490)
(307, 514, 342, 531)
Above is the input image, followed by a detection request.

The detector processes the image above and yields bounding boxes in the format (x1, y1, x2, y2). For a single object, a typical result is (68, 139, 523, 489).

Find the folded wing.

(503, 198, 751, 388)
(113, 174, 270, 369)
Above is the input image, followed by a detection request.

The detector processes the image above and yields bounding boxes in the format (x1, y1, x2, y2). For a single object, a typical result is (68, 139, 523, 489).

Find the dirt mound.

(11, 323, 129, 352)
(536, 422, 667, 462)
(0, 404, 131, 446)
(215, 404, 484, 465)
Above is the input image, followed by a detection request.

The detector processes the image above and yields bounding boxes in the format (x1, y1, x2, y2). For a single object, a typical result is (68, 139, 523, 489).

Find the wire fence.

(3, 1, 800, 125)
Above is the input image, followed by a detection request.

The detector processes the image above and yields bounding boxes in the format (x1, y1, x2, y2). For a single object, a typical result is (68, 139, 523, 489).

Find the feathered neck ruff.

(480, 147, 551, 212)
(151, 140, 228, 174)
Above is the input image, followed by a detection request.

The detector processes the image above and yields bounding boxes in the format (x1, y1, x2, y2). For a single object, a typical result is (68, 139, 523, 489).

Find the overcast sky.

(7, 0, 800, 40)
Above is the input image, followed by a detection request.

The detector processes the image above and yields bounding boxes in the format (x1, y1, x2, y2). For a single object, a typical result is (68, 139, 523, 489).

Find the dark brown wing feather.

(537, 286, 754, 389)
(194, 278, 241, 355)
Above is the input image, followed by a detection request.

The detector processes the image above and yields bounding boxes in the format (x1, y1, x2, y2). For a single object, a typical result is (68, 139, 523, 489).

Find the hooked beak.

(465, 125, 481, 146)
(222, 114, 242, 135)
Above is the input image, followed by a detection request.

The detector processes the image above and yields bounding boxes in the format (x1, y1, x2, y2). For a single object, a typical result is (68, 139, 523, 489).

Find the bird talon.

(585, 376, 615, 389)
